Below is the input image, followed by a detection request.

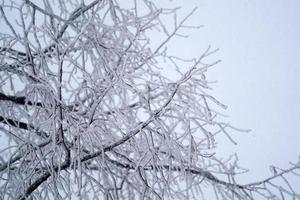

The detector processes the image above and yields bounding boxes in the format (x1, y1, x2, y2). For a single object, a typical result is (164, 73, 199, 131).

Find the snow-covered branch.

(0, 0, 299, 199)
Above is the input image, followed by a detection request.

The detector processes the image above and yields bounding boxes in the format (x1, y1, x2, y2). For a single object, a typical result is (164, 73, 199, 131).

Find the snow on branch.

(0, 0, 299, 199)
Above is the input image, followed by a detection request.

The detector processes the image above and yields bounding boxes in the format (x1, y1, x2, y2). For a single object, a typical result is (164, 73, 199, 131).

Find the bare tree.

(0, 0, 299, 199)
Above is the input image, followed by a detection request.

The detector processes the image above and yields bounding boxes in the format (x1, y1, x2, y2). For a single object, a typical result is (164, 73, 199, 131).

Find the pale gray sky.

(160, 0, 300, 186)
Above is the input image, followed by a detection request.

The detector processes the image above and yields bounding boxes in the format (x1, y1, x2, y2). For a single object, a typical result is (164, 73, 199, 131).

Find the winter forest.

(0, 0, 299, 199)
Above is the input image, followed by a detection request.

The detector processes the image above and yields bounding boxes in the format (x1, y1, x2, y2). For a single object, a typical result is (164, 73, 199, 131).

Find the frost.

(0, 0, 299, 200)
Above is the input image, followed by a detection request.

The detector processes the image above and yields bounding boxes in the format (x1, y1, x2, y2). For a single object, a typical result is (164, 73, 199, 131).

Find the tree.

(0, 0, 299, 199)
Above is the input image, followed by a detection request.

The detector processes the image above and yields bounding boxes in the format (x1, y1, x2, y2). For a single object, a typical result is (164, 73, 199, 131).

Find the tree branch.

(0, 116, 49, 138)
(0, 92, 42, 106)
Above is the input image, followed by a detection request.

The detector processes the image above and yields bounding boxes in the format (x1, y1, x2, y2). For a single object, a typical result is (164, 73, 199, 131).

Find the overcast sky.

(158, 0, 300, 186)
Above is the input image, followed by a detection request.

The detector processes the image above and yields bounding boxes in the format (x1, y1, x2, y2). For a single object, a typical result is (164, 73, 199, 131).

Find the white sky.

(159, 0, 300, 186)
